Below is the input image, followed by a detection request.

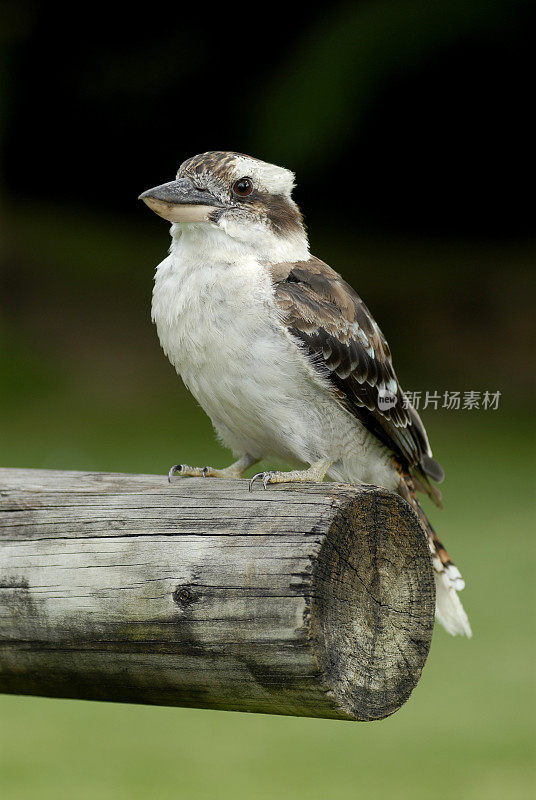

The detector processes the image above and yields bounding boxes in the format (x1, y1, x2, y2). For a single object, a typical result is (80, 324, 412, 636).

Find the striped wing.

(271, 257, 444, 498)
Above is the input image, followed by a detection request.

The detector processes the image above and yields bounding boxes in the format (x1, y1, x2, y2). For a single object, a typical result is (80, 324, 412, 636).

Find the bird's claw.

(168, 464, 184, 482)
(248, 471, 275, 491)
(168, 464, 213, 482)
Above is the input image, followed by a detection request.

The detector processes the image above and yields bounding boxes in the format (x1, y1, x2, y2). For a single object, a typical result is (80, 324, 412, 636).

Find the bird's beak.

(138, 177, 224, 223)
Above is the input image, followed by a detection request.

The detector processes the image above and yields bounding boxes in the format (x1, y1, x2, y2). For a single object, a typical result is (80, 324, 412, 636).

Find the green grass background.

(0, 212, 534, 799)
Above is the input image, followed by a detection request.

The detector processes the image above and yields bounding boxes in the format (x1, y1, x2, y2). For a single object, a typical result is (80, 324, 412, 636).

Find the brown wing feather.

(271, 257, 444, 501)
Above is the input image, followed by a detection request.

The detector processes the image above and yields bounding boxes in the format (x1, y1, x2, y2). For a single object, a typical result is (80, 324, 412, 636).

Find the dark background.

(2, 0, 532, 236)
(0, 2, 534, 799)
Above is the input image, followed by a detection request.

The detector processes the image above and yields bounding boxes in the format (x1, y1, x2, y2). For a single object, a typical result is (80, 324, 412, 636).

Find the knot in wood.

(172, 584, 198, 608)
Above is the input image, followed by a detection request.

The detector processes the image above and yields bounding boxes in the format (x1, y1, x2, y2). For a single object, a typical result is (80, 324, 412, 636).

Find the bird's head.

(139, 151, 308, 259)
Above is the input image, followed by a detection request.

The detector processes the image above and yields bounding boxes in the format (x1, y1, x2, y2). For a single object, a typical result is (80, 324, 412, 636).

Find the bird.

(139, 150, 471, 638)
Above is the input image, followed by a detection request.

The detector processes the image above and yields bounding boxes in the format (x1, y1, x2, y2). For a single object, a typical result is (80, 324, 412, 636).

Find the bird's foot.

(168, 454, 258, 483)
(248, 459, 333, 491)
(168, 464, 219, 482)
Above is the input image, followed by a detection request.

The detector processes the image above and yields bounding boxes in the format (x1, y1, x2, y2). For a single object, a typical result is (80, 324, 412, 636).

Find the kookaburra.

(140, 151, 471, 637)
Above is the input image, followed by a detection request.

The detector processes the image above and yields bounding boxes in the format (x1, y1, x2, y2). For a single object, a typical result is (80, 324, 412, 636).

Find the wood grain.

(0, 468, 435, 721)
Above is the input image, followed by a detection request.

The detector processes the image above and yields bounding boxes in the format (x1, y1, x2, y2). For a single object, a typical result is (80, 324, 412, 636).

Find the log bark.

(0, 468, 435, 721)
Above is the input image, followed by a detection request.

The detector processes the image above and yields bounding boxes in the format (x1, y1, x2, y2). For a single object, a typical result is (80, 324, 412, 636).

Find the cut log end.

(310, 487, 436, 721)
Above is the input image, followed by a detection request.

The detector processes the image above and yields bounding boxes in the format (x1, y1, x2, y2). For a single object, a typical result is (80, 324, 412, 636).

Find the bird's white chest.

(152, 255, 268, 372)
(152, 253, 311, 457)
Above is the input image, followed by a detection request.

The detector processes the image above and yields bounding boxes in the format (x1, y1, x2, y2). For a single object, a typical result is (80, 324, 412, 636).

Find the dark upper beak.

(138, 177, 224, 223)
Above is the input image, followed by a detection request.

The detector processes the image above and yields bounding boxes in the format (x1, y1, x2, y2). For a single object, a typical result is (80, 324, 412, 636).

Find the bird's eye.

(232, 178, 253, 197)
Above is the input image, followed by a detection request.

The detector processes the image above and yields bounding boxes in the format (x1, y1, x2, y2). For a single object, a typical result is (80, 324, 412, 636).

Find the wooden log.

(0, 468, 435, 721)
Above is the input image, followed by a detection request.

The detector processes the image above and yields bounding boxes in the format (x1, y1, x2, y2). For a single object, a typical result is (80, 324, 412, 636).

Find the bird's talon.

(168, 464, 184, 482)
(249, 472, 262, 491)
(249, 471, 274, 491)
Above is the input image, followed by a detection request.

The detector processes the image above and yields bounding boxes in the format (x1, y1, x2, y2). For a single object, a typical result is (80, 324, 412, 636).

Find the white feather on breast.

(151, 245, 398, 491)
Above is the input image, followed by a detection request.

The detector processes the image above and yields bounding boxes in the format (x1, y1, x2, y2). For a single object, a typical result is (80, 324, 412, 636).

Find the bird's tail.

(398, 475, 472, 637)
